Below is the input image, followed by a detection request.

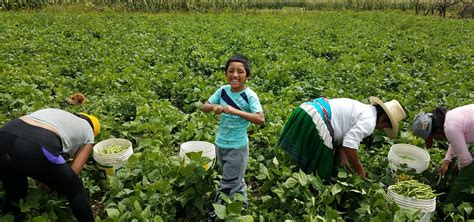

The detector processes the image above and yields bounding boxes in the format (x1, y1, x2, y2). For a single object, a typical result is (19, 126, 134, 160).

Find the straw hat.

(369, 97, 406, 138)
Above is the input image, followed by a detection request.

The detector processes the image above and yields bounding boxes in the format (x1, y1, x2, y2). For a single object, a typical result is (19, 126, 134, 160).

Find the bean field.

(0, 9, 473, 221)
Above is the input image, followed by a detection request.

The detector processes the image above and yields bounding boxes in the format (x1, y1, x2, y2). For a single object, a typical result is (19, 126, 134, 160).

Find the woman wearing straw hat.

(278, 97, 406, 180)
(412, 104, 474, 205)
(0, 108, 100, 221)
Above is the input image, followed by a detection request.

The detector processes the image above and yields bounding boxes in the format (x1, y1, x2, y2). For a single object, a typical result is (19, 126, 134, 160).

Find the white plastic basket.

(388, 144, 430, 173)
(93, 138, 133, 177)
(387, 185, 436, 222)
(179, 141, 216, 170)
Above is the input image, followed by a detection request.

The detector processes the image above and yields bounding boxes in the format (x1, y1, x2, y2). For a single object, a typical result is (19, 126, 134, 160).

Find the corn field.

(0, 0, 472, 17)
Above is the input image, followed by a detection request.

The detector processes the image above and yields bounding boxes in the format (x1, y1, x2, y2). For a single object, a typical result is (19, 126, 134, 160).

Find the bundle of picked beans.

(390, 179, 438, 199)
(101, 145, 126, 154)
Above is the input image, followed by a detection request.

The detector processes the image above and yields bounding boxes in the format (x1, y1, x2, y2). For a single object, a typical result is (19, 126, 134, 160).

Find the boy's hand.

(223, 106, 238, 115)
(213, 105, 224, 115)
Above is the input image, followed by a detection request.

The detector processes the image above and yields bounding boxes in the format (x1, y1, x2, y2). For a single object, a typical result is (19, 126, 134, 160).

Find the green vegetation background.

(0, 10, 473, 221)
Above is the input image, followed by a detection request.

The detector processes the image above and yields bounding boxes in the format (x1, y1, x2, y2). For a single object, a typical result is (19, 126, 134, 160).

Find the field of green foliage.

(0, 10, 473, 221)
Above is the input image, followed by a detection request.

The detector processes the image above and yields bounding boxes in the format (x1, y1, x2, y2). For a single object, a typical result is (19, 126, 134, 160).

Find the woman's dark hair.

(431, 107, 448, 134)
(362, 134, 374, 150)
(225, 54, 250, 77)
(75, 113, 94, 131)
(374, 105, 392, 128)
(364, 105, 392, 149)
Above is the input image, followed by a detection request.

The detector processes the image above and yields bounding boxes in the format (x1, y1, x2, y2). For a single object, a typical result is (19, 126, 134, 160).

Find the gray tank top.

(27, 108, 94, 156)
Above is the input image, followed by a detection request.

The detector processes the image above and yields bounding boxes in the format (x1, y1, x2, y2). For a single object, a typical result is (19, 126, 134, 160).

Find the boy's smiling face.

(226, 61, 248, 92)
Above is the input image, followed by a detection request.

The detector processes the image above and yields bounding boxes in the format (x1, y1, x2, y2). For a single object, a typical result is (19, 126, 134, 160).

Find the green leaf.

(283, 177, 298, 189)
(239, 215, 254, 221)
(296, 171, 307, 186)
(142, 205, 152, 218)
(273, 187, 285, 199)
(123, 189, 134, 195)
(105, 208, 120, 218)
(350, 189, 362, 194)
(272, 157, 279, 165)
(185, 151, 204, 162)
(118, 202, 127, 212)
(110, 176, 123, 190)
(213, 204, 227, 219)
(259, 163, 271, 179)
(178, 188, 196, 208)
(46, 208, 58, 221)
(339, 181, 350, 187)
(220, 193, 231, 203)
(337, 171, 348, 178)
(261, 195, 273, 204)
(134, 200, 142, 213)
(325, 205, 341, 220)
(459, 202, 472, 215)
(0, 215, 14, 222)
(331, 184, 343, 196)
(19, 199, 33, 213)
(153, 179, 171, 193)
(233, 193, 247, 203)
(373, 198, 386, 208)
(227, 202, 243, 214)
(369, 217, 382, 222)
(31, 216, 48, 222)
(180, 164, 195, 177)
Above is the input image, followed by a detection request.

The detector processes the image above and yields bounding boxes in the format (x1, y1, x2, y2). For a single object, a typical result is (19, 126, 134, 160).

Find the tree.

(458, 2, 474, 18)
(435, 0, 464, 17)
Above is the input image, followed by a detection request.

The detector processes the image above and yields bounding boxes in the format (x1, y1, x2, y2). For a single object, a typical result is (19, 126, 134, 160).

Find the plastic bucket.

(179, 141, 216, 170)
(388, 144, 430, 173)
(93, 138, 133, 178)
(387, 185, 436, 222)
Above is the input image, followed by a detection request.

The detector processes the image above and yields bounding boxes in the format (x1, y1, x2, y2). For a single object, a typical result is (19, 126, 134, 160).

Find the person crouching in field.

(201, 54, 265, 219)
(0, 108, 100, 222)
(278, 97, 406, 180)
(413, 104, 474, 205)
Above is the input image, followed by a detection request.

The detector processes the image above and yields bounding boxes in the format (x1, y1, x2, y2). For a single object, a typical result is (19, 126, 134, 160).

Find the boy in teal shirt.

(202, 54, 265, 218)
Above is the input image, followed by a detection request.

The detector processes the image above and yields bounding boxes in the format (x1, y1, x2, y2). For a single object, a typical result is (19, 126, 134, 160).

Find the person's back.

(443, 104, 474, 168)
(443, 105, 474, 205)
(0, 108, 99, 221)
(329, 98, 376, 149)
(26, 108, 94, 156)
(445, 104, 474, 142)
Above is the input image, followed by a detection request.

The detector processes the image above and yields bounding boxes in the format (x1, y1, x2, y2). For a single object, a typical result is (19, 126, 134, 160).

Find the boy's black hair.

(431, 107, 448, 134)
(225, 54, 251, 77)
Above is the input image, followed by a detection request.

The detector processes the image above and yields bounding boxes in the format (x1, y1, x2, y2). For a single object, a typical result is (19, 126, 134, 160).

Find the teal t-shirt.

(208, 85, 263, 149)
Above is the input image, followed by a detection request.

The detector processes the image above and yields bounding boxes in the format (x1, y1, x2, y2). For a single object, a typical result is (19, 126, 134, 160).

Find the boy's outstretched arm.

(223, 106, 265, 126)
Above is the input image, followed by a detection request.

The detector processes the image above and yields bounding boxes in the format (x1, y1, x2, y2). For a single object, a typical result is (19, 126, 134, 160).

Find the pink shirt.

(443, 104, 474, 169)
